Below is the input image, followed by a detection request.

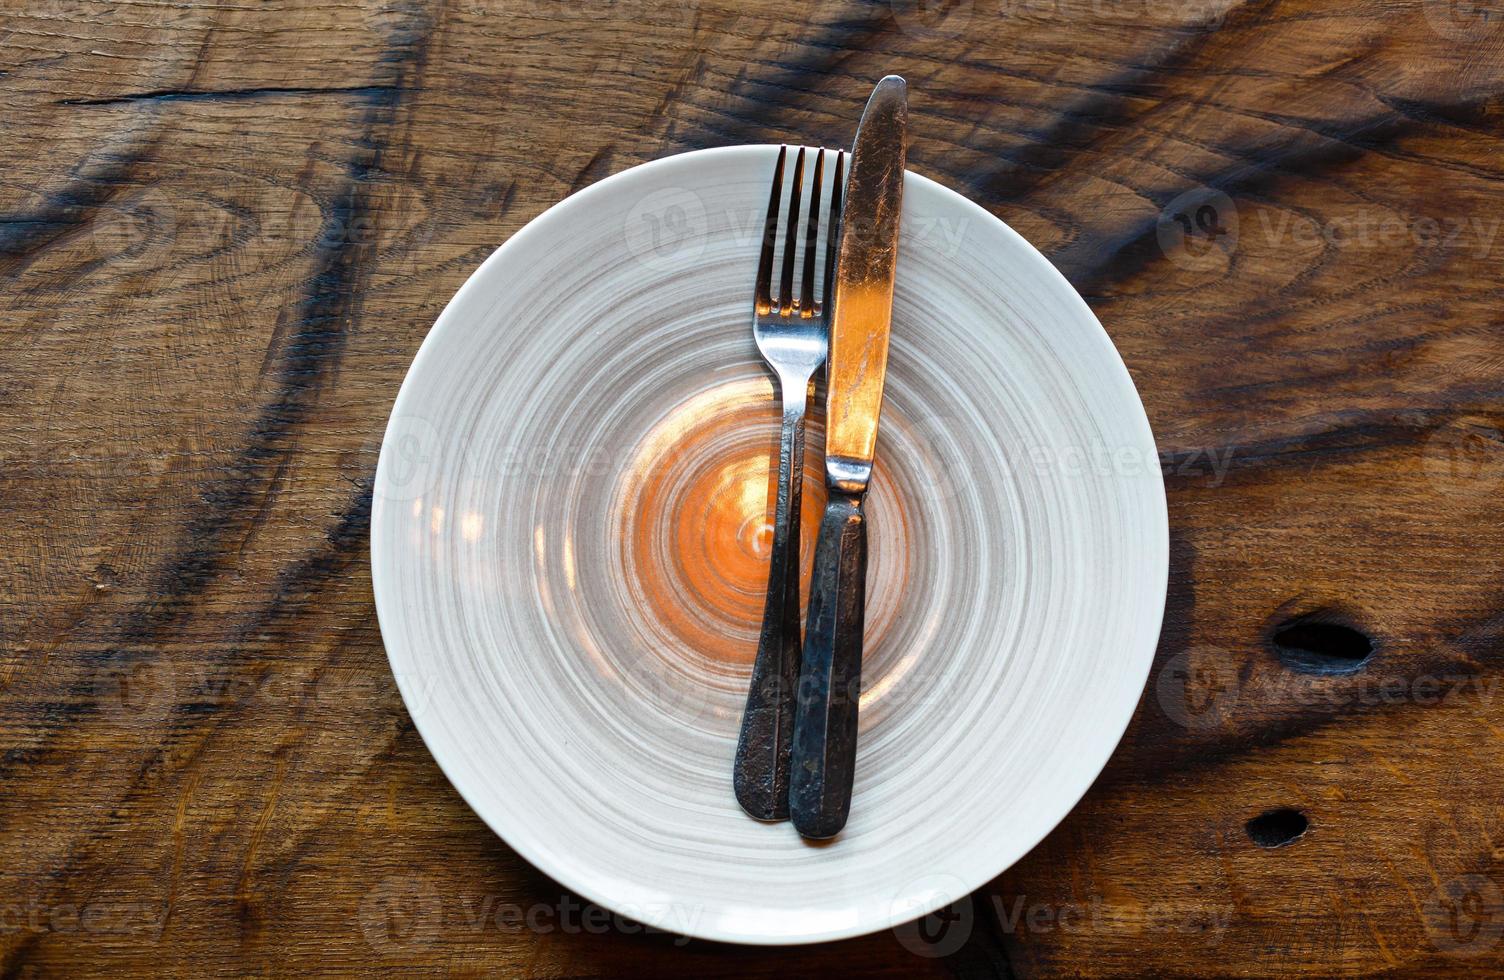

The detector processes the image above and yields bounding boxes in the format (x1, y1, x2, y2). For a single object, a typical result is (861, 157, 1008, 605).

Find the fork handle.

(733, 382, 809, 820)
(789, 489, 867, 839)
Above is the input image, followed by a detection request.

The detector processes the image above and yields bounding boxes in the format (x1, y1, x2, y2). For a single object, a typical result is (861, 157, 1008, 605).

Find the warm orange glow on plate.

(617, 379, 831, 666)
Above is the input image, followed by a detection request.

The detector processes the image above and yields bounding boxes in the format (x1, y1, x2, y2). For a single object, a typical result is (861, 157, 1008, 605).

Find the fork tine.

(756, 146, 787, 313)
(822, 150, 845, 316)
(778, 147, 806, 316)
(800, 150, 825, 315)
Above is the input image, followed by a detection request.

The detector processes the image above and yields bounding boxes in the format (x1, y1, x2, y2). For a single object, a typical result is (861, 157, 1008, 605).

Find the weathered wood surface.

(3, 0, 1503, 975)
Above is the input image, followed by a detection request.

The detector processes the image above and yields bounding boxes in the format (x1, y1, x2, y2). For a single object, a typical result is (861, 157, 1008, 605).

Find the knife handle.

(789, 490, 867, 839)
(733, 395, 808, 820)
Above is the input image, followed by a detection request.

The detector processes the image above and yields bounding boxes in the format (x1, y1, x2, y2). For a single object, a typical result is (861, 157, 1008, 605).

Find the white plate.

(371, 145, 1167, 945)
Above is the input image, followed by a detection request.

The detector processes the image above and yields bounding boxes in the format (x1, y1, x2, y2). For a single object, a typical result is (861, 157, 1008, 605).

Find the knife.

(788, 75, 907, 839)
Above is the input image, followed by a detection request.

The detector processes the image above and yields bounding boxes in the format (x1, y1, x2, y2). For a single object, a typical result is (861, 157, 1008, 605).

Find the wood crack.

(57, 85, 404, 108)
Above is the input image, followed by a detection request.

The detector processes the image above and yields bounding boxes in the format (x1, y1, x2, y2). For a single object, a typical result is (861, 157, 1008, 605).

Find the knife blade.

(788, 75, 907, 839)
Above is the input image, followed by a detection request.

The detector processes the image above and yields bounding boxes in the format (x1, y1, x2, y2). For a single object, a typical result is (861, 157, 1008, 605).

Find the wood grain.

(2, 0, 1502, 975)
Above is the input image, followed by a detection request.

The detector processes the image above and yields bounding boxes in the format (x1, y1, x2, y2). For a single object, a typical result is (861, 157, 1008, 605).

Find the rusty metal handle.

(788, 490, 867, 839)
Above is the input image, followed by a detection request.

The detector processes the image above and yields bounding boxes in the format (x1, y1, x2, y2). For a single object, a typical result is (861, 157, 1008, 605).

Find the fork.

(734, 145, 845, 821)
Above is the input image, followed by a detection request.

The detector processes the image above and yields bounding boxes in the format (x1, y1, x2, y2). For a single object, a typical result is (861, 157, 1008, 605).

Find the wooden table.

(4, 0, 1503, 975)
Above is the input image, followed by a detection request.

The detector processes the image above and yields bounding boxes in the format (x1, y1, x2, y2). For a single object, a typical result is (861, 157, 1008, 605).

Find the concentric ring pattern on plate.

(371, 145, 1168, 945)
